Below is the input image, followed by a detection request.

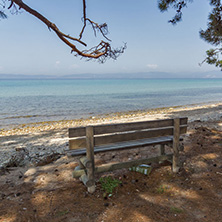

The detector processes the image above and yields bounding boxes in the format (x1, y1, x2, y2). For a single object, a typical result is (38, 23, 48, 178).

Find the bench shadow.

(1, 103, 222, 221)
(1, 121, 222, 222)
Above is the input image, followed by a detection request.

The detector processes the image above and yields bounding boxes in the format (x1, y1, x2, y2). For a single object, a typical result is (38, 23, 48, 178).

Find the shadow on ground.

(0, 119, 222, 222)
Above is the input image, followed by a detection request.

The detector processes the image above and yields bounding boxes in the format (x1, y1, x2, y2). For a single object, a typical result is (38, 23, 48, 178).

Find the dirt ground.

(0, 120, 222, 222)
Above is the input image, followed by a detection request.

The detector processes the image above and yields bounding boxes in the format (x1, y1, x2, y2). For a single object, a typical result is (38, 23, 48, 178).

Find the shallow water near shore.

(1, 78, 222, 129)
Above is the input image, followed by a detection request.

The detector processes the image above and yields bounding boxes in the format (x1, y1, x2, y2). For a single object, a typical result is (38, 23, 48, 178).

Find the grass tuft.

(99, 176, 122, 197)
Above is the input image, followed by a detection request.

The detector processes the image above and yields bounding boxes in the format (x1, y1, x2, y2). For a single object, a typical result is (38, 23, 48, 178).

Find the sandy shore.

(1, 102, 222, 169)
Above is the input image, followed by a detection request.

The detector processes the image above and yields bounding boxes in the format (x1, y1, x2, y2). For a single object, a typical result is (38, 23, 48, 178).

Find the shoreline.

(1, 101, 222, 169)
(1, 101, 222, 137)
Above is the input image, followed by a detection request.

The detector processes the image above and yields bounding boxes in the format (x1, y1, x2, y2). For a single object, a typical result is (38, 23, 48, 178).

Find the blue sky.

(0, 0, 220, 76)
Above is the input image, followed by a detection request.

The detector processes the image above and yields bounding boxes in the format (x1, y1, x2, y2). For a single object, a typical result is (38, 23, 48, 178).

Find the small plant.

(170, 207, 183, 214)
(99, 176, 122, 197)
(156, 185, 168, 194)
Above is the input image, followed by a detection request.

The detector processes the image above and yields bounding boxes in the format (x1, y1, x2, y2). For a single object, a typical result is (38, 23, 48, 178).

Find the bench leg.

(172, 118, 180, 173)
(86, 126, 96, 193)
(86, 164, 96, 193)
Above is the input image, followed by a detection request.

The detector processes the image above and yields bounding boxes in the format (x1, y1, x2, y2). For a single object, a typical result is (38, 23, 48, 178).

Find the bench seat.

(67, 135, 182, 156)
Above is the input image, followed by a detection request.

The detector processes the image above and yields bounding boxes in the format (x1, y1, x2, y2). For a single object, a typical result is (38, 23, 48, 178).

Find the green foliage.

(158, 0, 193, 24)
(200, 4, 222, 46)
(158, 0, 222, 69)
(201, 48, 222, 70)
(199, 2, 222, 69)
(99, 176, 122, 196)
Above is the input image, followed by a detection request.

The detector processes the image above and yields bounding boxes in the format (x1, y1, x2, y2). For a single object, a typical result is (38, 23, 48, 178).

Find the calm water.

(0, 78, 222, 128)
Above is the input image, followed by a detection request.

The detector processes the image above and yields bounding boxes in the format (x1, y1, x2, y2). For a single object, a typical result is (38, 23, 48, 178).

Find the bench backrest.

(69, 117, 188, 150)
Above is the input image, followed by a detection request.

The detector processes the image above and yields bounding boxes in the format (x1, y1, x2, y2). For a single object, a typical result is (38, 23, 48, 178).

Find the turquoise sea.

(0, 78, 222, 128)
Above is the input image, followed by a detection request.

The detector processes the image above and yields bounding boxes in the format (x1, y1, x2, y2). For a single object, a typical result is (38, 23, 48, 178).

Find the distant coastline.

(0, 70, 222, 80)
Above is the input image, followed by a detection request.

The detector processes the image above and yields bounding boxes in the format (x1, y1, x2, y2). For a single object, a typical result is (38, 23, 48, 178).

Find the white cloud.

(146, 64, 158, 69)
(0, 66, 2, 71)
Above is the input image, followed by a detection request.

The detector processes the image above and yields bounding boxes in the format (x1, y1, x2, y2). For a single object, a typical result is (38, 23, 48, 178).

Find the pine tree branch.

(10, 0, 123, 60)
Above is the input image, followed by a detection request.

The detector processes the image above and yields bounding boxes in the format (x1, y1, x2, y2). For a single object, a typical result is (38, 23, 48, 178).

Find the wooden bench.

(68, 117, 188, 193)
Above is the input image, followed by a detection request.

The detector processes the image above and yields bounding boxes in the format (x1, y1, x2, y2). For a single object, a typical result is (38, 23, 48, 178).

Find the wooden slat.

(94, 125, 187, 147)
(69, 126, 85, 138)
(94, 127, 173, 146)
(67, 135, 184, 156)
(96, 154, 173, 173)
(69, 137, 86, 149)
(72, 154, 173, 178)
(69, 117, 188, 138)
(69, 125, 187, 149)
(94, 119, 174, 135)
(94, 117, 188, 135)
(79, 157, 92, 168)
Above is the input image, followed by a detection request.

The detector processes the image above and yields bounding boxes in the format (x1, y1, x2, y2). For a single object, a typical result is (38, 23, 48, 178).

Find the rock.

(24, 168, 37, 177)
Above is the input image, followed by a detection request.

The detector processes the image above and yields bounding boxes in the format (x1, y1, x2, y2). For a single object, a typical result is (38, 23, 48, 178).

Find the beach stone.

(24, 168, 37, 176)
(1, 102, 222, 170)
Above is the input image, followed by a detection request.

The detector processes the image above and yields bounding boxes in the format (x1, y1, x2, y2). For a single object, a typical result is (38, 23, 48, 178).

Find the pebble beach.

(1, 102, 222, 169)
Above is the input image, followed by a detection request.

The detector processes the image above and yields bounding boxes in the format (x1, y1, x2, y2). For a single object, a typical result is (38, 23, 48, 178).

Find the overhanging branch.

(10, 0, 125, 61)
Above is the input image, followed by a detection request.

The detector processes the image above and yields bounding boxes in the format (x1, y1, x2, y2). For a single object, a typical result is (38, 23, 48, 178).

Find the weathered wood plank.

(67, 136, 185, 157)
(96, 154, 173, 173)
(85, 126, 95, 193)
(69, 117, 188, 138)
(94, 118, 188, 135)
(94, 127, 173, 146)
(94, 119, 174, 135)
(72, 154, 173, 178)
(67, 136, 175, 156)
(69, 137, 86, 150)
(69, 126, 187, 151)
(79, 157, 92, 168)
(69, 126, 85, 138)
(172, 118, 180, 173)
(94, 125, 187, 147)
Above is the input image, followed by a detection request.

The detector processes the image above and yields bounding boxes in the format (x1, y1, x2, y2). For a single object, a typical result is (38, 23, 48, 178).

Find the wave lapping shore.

(0, 102, 222, 169)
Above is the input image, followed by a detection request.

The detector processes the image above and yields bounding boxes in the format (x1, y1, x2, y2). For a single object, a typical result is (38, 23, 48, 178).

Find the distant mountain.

(0, 71, 221, 80)
(62, 72, 175, 79)
(0, 74, 59, 80)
